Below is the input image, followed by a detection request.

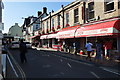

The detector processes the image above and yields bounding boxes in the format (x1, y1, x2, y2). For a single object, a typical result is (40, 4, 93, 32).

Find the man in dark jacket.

(19, 39, 27, 63)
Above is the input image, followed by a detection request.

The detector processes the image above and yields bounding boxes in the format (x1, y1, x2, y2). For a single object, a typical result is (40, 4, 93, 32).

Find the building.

(24, 0, 120, 57)
(8, 23, 23, 41)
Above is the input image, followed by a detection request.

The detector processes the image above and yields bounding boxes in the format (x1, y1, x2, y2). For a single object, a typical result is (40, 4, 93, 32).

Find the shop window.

(104, 0, 114, 12)
(118, 1, 120, 9)
(66, 13, 69, 25)
(74, 8, 79, 23)
(88, 2, 94, 19)
(53, 39, 58, 44)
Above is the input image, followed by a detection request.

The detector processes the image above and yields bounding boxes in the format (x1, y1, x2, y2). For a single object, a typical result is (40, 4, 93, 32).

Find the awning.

(29, 34, 40, 39)
(57, 25, 80, 39)
(75, 19, 120, 37)
(40, 35, 48, 39)
(47, 33, 57, 39)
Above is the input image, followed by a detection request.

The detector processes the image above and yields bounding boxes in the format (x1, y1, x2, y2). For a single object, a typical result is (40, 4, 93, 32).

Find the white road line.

(60, 59, 63, 62)
(0, 74, 3, 80)
(99, 67, 120, 76)
(67, 63, 72, 68)
(50, 53, 93, 67)
(7, 55, 19, 77)
(90, 71, 100, 78)
(8, 51, 26, 80)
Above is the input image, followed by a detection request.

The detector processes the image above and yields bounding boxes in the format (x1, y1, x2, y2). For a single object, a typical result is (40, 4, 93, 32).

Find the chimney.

(52, 10, 54, 13)
(38, 11, 42, 16)
(43, 7, 47, 13)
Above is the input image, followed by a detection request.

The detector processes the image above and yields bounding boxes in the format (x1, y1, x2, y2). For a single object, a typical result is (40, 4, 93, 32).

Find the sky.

(2, 1, 75, 33)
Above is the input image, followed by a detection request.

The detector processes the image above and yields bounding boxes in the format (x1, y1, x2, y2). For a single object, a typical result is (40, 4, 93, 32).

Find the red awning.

(75, 19, 120, 37)
(40, 35, 48, 39)
(29, 34, 40, 39)
(57, 25, 80, 39)
(47, 33, 57, 39)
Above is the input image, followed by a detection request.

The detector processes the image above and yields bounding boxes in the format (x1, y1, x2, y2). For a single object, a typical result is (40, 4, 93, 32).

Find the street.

(8, 48, 119, 79)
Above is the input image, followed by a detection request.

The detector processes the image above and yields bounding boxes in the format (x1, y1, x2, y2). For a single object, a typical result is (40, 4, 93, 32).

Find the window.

(104, 0, 114, 12)
(58, 15, 60, 25)
(118, 0, 120, 9)
(74, 8, 79, 23)
(66, 13, 69, 24)
(52, 18, 54, 28)
(88, 2, 94, 19)
(42, 23, 44, 30)
(36, 25, 38, 30)
(46, 21, 48, 29)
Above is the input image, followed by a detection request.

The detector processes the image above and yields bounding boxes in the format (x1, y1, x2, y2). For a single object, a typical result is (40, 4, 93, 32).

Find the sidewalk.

(33, 47, 120, 72)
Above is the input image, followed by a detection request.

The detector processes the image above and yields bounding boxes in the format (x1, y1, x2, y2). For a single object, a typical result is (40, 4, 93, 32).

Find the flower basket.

(57, 25, 60, 29)
(66, 24, 70, 27)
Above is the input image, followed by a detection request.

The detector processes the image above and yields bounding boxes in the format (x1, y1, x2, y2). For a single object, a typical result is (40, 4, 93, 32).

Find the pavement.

(33, 47, 120, 74)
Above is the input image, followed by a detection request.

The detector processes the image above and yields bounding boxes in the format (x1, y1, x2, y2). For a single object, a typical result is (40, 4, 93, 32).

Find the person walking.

(103, 40, 113, 60)
(85, 41, 93, 61)
(95, 40, 103, 63)
(19, 39, 27, 63)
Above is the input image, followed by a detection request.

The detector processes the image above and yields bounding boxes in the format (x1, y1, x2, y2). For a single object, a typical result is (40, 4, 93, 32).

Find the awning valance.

(47, 33, 57, 39)
(56, 25, 80, 39)
(40, 35, 48, 39)
(29, 34, 40, 39)
(75, 20, 120, 37)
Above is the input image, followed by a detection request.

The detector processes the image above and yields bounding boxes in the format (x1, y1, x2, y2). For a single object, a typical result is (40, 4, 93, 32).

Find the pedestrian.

(19, 39, 27, 63)
(103, 39, 113, 60)
(95, 40, 103, 63)
(85, 41, 93, 61)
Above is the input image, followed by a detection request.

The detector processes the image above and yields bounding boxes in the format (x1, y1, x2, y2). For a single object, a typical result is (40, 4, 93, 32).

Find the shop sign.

(57, 29, 75, 39)
(75, 27, 113, 37)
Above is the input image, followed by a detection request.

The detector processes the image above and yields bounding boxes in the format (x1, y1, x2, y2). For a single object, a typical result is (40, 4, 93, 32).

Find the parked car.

(24, 42, 32, 48)
(10, 41, 19, 49)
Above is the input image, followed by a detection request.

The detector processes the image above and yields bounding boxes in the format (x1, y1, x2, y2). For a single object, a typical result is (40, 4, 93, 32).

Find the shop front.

(29, 34, 41, 47)
(40, 35, 48, 48)
(75, 19, 120, 57)
(57, 25, 80, 53)
(47, 33, 60, 50)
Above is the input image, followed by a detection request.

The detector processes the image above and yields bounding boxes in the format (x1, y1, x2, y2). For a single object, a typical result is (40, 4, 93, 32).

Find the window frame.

(104, 0, 114, 12)
(88, 2, 94, 20)
(66, 12, 69, 24)
(74, 8, 79, 23)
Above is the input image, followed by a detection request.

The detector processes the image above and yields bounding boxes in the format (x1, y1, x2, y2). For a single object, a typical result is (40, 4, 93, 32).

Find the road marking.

(7, 55, 19, 77)
(67, 63, 72, 68)
(90, 71, 100, 78)
(49, 53, 93, 67)
(60, 72, 64, 75)
(8, 51, 26, 80)
(99, 67, 120, 76)
(60, 59, 63, 62)
(0, 74, 3, 80)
